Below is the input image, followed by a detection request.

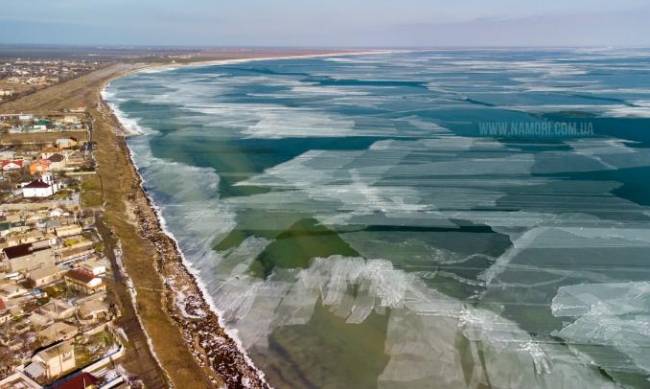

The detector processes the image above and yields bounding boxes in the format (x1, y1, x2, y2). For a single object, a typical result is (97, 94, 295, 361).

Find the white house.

(55, 137, 79, 149)
(62, 115, 80, 124)
(30, 341, 76, 379)
(22, 174, 59, 198)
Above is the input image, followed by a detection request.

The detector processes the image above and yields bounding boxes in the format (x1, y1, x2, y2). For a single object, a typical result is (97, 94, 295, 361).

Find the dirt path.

(97, 216, 169, 389)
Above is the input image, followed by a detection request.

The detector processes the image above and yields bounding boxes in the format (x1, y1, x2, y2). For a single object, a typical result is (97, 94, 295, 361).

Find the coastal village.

(0, 47, 334, 389)
(0, 60, 101, 105)
(0, 112, 133, 388)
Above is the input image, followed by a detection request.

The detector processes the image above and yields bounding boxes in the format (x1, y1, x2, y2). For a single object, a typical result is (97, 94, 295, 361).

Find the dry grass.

(92, 99, 213, 388)
(79, 174, 103, 208)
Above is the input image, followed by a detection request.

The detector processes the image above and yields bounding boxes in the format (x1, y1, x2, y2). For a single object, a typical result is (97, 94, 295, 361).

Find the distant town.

(0, 110, 132, 388)
(0, 60, 102, 104)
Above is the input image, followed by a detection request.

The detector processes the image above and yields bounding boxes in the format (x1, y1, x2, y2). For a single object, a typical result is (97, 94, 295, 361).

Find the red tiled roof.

(24, 179, 51, 189)
(52, 372, 98, 389)
(1, 160, 23, 168)
(3, 243, 35, 259)
(48, 154, 65, 162)
(65, 268, 96, 284)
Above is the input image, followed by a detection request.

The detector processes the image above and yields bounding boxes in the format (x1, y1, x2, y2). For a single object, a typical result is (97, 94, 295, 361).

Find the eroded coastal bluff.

(107, 101, 270, 388)
(98, 52, 374, 388)
(0, 50, 357, 389)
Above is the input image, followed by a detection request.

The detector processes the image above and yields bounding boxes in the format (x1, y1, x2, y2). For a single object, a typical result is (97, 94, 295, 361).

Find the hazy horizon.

(2, 0, 650, 47)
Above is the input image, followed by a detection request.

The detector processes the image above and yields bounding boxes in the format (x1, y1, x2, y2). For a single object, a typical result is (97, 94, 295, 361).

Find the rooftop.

(48, 154, 65, 162)
(34, 340, 73, 360)
(28, 264, 61, 280)
(24, 179, 52, 189)
(52, 372, 98, 389)
(2, 243, 45, 259)
(65, 268, 96, 284)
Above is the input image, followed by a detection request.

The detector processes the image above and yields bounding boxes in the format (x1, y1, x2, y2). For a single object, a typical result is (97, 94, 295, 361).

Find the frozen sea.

(105, 49, 650, 388)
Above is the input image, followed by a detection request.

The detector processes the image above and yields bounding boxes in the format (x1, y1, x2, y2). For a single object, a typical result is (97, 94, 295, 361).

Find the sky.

(2, 0, 650, 47)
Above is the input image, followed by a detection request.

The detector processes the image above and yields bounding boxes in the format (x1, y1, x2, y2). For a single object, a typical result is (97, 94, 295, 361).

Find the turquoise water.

(106, 49, 650, 388)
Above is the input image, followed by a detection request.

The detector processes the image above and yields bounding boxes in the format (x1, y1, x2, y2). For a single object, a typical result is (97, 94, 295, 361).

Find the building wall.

(9, 249, 55, 273)
(44, 349, 75, 378)
(23, 186, 55, 198)
(30, 271, 62, 287)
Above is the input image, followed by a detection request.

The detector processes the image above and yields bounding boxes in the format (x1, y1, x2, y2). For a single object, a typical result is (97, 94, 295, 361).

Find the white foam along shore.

(102, 96, 270, 385)
(99, 50, 398, 386)
(130, 150, 270, 386)
(102, 49, 404, 137)
(134, 49, 407, 74)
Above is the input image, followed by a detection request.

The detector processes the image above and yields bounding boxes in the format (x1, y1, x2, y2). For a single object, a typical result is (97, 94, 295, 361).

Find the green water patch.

(149, 135, 387, 198)
(335, 221, 511, 300)
(214, 210, 307, 252)
(258, 302, 390, 389)
(250, 218, 360, 278)
(215, 229, 252, 252)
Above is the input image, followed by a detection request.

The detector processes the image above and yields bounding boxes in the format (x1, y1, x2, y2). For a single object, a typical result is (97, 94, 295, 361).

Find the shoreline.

(133, 49, 404, 74)
(105, 49, 404, 137)
(99, 49, 392, 387)
(121, 138, 271, 387)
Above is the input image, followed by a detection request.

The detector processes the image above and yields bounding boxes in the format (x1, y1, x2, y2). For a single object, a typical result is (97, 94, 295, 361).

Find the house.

(1, 159, 23, 172)
(47, 154, 66, 171)
(78, 299, 110, 324)
(30, 124, 47, 132)
(0, 372, 42, 389)
(38, 322, 79, 345)
(22, 174, 59, 198)
(29, 159, 51, 175)
(80, 257, 107, 276)
(30, 311, 54, 329)
(56, 243, 95, 263)
(55, 137, 78, 149)
(55, 224, 83, 238)
(62, 116, 80, 124)
(31, 341, 76, 380)
(52, 372, 98, 389)
(1, 243, 55, 273)
(0, 281, 28, 300)
(28, 265, 63, 287)
(39, 299, 76, 321)
(4, 229, 56, 247)
(64, 269, 105, 295)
